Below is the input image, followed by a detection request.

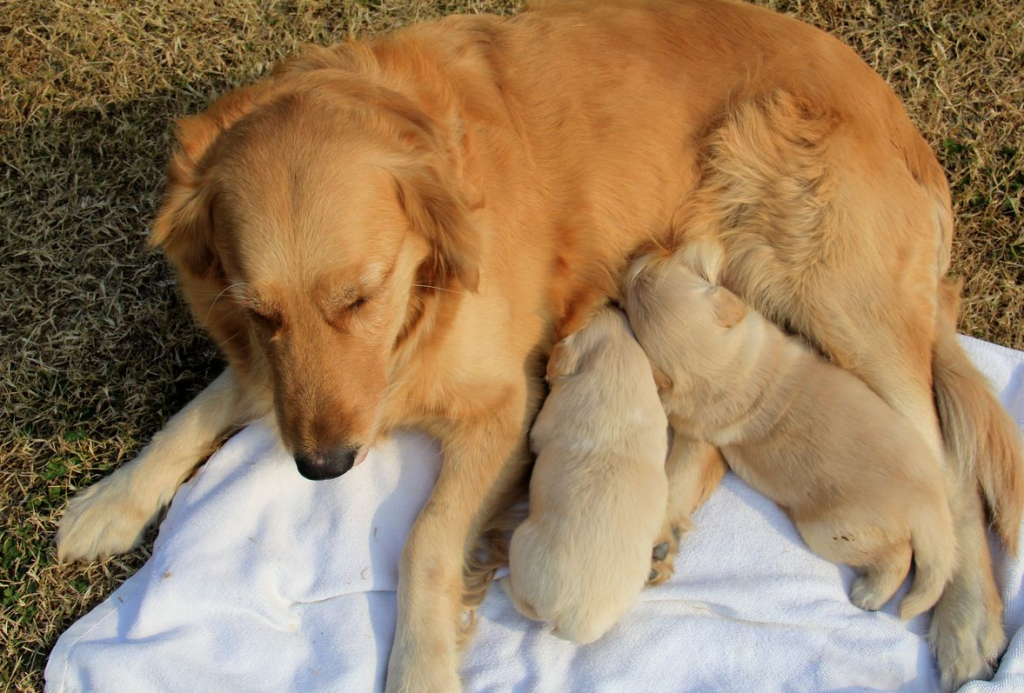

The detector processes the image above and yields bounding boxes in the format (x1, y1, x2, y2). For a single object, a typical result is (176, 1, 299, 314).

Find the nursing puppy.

(624, 256, 956, 619)
(508, 306, 668, 643)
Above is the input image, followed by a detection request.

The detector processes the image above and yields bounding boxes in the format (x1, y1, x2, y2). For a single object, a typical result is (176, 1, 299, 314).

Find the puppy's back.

(511, 306, 668, 643)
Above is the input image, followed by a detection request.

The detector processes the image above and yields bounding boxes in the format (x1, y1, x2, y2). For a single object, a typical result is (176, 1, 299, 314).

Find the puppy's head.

(622, 253, 747, 390)
(152, 61, 479, 480)
(545, 306, 632, 383)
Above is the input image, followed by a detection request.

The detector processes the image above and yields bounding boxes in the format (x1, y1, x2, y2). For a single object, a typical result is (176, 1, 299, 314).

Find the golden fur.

(508, 306, 668, 643)
(625, 256, 956, 619)
(56, 1, 1022, 689)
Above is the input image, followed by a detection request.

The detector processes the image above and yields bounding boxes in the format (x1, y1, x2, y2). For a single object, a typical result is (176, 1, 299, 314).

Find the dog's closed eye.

(247, 306, 283, 334)
(322, 291, 377, 330)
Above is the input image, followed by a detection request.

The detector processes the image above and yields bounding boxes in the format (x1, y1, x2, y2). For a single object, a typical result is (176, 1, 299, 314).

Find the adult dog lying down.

(56, 0, 1022, 690)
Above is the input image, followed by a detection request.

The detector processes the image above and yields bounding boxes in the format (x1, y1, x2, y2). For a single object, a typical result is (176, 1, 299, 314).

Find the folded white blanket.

(47, 336, 1024, 692)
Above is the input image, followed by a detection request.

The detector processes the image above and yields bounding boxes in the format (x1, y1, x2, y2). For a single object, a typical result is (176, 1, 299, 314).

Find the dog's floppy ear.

(150, 116, 216, 278)
(373, 82, 481, 294)
(710, 286, 747, 328)
(150, 85, 270, 278)
(150, 150, 215, 278)
(394, 163, 480, 292)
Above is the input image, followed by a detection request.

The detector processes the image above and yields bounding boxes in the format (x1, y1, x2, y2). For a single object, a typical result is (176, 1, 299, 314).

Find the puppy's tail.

(932, 278, 1024, 553)
(899, 491, 957, 620)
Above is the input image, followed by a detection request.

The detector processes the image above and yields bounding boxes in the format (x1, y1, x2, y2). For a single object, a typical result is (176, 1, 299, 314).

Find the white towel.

(47, 336, 1024, 692)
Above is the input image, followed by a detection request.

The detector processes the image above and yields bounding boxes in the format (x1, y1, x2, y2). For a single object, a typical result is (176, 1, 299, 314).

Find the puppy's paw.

(850, 574, 890, 612)
(57, 471, 161, 562)
(646, 522, 682, 586)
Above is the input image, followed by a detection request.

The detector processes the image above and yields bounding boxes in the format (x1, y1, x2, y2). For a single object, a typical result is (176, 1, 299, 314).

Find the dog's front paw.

(384, 673, 460, 693)
(385, 645, 462, 693)
(646, 522, 682, 586)
(57, 470, 160, 562)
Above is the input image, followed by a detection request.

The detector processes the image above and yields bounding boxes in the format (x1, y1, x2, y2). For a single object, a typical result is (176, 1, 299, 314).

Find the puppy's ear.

(545, 337, 584, 382)
(395, 164, 480, 292)
(151, 85, 270, 278)
(651, 366, 674, 391)
(710, 286, 747, 328)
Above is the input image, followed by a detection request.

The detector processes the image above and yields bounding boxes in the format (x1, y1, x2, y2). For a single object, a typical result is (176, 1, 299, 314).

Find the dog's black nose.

(294, 447, 359, 480)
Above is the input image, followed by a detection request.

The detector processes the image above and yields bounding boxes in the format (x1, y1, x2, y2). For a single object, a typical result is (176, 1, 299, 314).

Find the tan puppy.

(624, 256, 956, 620)
(509, 306, 668, 644)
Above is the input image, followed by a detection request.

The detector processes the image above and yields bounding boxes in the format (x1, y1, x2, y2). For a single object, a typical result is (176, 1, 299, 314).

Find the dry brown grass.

(1, 1, 1021, 690)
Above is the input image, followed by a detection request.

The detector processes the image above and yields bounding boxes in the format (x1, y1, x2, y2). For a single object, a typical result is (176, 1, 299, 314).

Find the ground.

(1, 0, 1022, 690)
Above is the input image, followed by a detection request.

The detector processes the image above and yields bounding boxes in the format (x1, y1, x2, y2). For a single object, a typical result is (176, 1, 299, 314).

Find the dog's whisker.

(202, 282, 250, 325)
(193, 285, 249, 297)
(413, 284, 464, 295)
(217, 331, 243, 349)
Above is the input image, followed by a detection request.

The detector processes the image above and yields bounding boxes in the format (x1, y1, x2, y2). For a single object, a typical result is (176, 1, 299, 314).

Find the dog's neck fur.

(351, 18, 677, 336)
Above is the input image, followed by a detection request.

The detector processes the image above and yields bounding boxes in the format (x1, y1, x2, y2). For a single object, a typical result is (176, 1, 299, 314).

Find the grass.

(2, 0, 1022, 690)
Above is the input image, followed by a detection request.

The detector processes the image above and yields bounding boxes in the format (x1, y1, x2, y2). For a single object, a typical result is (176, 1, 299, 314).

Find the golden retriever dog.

(508, 306, 668, 644)
(55, 0, 1022, 689)
(624, 255, 956, 619)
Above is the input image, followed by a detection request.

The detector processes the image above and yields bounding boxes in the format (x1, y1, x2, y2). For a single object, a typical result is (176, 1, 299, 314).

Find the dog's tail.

(937, 276, 1024, 552)
(899, 487, 957, 619)
(932, 278, 1024, 553)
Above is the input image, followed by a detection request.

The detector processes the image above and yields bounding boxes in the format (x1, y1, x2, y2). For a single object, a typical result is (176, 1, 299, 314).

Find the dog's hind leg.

(929, 279, 1021, 688)
(647, 432, 726, 586)
(57, 367, 266, 561)
(929, 485, 1007, 689)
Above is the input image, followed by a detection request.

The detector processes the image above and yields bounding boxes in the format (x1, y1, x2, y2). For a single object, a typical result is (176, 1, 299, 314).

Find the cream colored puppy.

(624, 256, 956, 620)
(508, 306, 668, 644)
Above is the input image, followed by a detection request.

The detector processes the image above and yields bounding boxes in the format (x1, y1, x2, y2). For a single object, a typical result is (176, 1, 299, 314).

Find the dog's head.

(152, 62, 478, 480)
